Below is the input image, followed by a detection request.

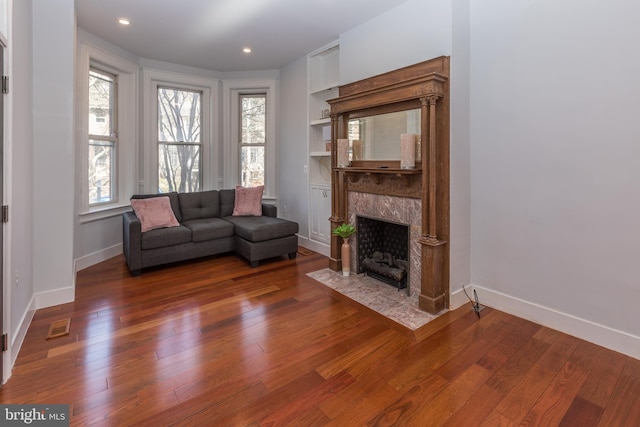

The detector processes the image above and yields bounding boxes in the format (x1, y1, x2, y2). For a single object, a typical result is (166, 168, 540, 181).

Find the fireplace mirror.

(347, 108, 420, 161)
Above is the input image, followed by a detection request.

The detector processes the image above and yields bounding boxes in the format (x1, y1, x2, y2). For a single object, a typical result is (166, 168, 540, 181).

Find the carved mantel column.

(419, 94, 447, 314)
(329, 112, 344, 271)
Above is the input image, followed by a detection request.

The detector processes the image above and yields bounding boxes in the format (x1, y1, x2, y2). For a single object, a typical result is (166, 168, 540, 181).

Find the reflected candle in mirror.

(400, 133, 416, 169)
(337, 139, 349, 167)
(352, 139, 363, 160)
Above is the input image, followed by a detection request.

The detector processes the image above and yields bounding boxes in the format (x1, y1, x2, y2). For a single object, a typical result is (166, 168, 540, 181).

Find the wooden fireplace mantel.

(340, 166, 421, 188)
(327, 56, 450, 314)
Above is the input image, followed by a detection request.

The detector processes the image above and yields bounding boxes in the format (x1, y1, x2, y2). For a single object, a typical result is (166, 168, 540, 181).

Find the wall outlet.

(283, 204, 288, 214)
(303, 164, 308, 174)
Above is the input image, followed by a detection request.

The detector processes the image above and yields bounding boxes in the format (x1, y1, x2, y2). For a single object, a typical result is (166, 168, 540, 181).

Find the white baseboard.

(4, 295, 36, 383)
(74, 243, 123, 272)
(298, 235, 330, 257)
(35, 286, 75, 309)
(450, 286, 472, 310)
(464, 285, 640, 360)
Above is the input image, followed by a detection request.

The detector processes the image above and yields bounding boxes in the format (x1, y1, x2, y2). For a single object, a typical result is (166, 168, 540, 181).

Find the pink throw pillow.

(130, 196, 180, 232)
(232, 185, 264, 216)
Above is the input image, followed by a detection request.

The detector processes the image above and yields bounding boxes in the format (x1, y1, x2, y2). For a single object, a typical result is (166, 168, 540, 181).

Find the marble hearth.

(307, 268, 441, 330)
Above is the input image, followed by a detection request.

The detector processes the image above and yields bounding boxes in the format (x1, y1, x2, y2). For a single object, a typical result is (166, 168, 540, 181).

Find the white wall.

(450, 0, 471, 305)
(277, 55, 308, 230)
(7, 0, 36, 378)
(340, 0, 452, 85)
(470, 0, 640, 357)
(32, 0, 75, 304)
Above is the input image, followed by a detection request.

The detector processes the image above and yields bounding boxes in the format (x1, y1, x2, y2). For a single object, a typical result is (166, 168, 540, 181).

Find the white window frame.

(88, 67, 117, 206)
(76, 41, 138, 220)
(222, 79, 277, 200)
(239, 93, 267, 188)
(142, 69, 218, 193)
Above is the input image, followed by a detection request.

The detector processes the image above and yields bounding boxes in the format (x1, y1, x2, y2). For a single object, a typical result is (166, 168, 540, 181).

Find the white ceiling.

(75, 0, 409, 72)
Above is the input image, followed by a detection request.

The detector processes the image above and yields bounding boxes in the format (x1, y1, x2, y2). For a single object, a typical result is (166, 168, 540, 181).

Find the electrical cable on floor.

(463, 285, 484, 318)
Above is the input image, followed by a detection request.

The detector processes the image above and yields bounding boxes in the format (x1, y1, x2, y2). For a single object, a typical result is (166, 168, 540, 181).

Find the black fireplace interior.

(356, 215, 409, 290)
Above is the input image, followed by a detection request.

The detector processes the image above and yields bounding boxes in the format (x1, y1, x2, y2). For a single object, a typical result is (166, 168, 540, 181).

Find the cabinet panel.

(310, 185, 331, 244)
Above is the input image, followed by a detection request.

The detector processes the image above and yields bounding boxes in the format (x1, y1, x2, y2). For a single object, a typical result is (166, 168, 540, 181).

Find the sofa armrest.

(122, 211, 143, 275)
(262, 203, 277, 218)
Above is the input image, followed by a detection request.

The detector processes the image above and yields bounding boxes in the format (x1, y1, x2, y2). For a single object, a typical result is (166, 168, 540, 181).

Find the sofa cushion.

(179, 190, 220, 221)
(223, 215, 299, 243)
(183, 218, 234, 242)
(141, 225, 192, 250)
(232, 185, 264, 216)
(131, 192, 181, 222)
(130, 196, 180, 232)
(219, 189, 235, 217)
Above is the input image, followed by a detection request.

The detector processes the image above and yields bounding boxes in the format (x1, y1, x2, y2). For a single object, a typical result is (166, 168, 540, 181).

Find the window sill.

(79, 203, 132, 224)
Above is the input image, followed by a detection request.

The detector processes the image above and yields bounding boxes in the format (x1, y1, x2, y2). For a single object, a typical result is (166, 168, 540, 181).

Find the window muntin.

(239, 94, 266, 187)
(88, 68, 117, 205)
(157, 87, 203, 193)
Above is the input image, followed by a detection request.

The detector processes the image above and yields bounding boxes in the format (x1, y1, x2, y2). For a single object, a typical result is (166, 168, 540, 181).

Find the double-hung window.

(239, 94, 266, 187)
(78, 40, 137, 219)
(88, 68, 117, 205)
(157, 87, 203, 193)
(223, 79, 275, 197)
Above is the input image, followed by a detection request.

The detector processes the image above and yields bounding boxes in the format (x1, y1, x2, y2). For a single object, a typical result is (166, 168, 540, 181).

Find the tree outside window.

(240, 94, 266, 187)
(88, 68, 117, 205)
(158, 87, 202, 193)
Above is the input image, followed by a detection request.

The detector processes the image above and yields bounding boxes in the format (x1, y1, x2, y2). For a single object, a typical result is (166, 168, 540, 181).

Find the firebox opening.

(356, 215, 410, 292)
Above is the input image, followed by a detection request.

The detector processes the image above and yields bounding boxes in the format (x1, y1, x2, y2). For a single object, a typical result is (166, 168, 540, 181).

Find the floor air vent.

(46, 319, 71, 340)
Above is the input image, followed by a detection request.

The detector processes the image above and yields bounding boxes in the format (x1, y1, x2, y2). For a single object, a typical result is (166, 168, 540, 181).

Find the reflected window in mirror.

(347, 109, 420, 161)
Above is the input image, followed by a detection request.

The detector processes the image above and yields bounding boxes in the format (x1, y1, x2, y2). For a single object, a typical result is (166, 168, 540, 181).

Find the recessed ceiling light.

(118, 18, 130, 26)
(243, 47, 252, 54)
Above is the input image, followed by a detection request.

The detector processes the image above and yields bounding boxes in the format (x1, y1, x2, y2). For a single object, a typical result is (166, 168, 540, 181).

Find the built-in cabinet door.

(310, 185, 331, 244)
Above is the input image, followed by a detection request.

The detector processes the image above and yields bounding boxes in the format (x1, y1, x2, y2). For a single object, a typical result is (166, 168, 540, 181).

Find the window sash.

(239, 94, 266, 187)
(88, 68, 117, 205)
(157, 86, 203, 193)
(157, 86, 202, 144)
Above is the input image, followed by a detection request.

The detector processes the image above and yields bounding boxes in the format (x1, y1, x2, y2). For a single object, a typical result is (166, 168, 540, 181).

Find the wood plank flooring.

(1, 250, 638, 426)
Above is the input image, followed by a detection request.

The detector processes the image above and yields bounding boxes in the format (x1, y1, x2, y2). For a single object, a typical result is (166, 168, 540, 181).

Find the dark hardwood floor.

(1, 250, 638, 426)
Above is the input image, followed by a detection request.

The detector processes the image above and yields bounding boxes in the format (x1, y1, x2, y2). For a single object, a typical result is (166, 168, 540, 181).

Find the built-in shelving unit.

(306, 41, 339, 252)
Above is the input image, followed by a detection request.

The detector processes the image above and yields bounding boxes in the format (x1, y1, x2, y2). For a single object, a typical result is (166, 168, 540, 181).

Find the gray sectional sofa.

(122, 189, 299, 276)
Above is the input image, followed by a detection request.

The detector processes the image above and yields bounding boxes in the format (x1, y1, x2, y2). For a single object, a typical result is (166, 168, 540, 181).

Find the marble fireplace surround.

(347, 191, 422, 299)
